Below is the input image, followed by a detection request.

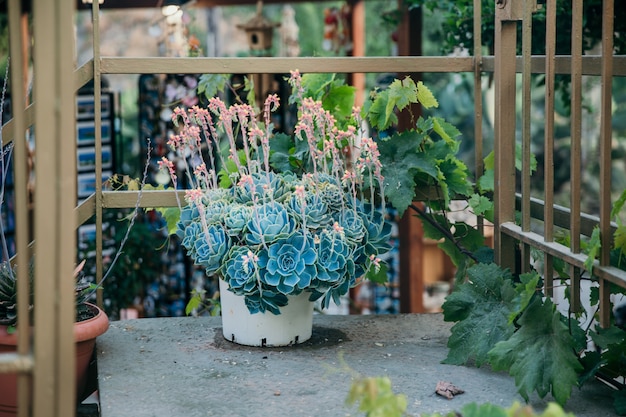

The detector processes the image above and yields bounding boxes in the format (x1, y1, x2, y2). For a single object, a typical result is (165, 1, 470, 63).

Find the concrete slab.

(96, 314, 615, 417)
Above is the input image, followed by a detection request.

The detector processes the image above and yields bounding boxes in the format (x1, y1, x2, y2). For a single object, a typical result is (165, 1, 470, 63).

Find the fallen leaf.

(435, 381, 464, 400)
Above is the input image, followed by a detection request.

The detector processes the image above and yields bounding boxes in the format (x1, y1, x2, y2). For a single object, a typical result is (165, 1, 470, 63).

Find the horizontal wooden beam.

(99, 56, 474, 75)
(482, 55, 626, 76)
(102, 189, 187, 208)
(501, 222, 626, 289)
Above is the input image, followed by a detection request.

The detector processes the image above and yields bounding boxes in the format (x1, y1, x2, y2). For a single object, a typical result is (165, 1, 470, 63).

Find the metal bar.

(493, 5, 518, 271)
(99, 56, 474, 74)
(599, 0, 614, 328)
(33, 0, 77, 414)
(569, 0, 584, 312)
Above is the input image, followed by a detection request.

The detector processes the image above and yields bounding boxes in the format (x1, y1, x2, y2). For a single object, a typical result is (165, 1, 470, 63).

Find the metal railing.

(0, 0, 624, 415)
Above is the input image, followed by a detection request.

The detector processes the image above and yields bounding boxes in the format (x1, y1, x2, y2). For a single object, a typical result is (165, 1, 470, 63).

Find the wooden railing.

(1, 0, 624, 415)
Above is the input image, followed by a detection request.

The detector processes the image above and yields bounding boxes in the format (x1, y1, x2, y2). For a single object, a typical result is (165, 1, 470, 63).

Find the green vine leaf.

(322, 84, 356, 121)
(364, 90, 392, 131)
(510, 272, 541, 324)
(365, 263, 389, 285)
(416, 80, 439, 109)
(584, 227, 601, 274)
(432, 117, 461, 150)
(197, 73, 228, 100)
(468, 194, 492, 217)
(488, 297, 583, 405)
(610, 188, 626, 224)
(378, 130, 429, 216)
(346, 376, 407, 417)
(613, 390, 626, 416)
(441, 263, 518, 367)
(386, 77, 417, 118)
(614, 225, 626, 260)
(244, 76, 256, 110)
(154, 207, 181, 236)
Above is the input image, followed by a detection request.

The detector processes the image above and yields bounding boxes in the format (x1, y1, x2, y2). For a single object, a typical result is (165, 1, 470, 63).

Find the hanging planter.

(219, 279, 313, 347)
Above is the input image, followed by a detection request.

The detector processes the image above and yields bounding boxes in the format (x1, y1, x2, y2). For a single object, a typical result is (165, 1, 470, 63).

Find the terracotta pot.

(0, 303, 109, 417)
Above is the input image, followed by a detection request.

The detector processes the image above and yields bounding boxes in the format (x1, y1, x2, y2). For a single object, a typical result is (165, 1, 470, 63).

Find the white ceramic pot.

(219, 279, 314, 347)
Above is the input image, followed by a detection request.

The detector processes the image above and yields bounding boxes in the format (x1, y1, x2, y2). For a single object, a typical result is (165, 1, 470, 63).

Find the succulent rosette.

(222, 245, 259, 295)
(190, 224, 230, 275)
(314, 230, 356, 284)
(164, 71, 393, 315)
(245, 201, 296, 246)
(286, 193, 333, 231)
(234, 172, 290, 204)
(224, 204, 253, 236)
(257, 231, 317, 295)
(359, 205, 393, 256)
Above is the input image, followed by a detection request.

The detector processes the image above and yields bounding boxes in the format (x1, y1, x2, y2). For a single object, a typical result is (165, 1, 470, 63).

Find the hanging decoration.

(322, 3, 353, 55)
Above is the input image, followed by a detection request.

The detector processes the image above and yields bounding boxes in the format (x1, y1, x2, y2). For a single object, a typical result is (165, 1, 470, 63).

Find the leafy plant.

(161, 70, 392, 314)
(419, 402, 576, 417)
(346, 376, 408, 417)
(346, 375, 577, 417)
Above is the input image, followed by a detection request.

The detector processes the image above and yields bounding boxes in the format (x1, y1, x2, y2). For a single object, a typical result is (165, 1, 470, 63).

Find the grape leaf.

(441, 263, 518, 367)
(437, 157, 473, 199)
(366, 90, 397, 131)
(386, 77, 417, 120)
(584, 227, 601, 274)
(197, 73, 228, 100)
(488, 297, 583, 405)
(478, 169, 495, 193)
(366, 263, 389, 284)
(510, 272, 541, 324)
(613, 390, 626, 416)
(458, 403, 507, 417)
(416, 80, 439, 109)
(300, 73, 336, 100)
(378, 131, 429, 216)
(610, 188, 626, 223)
(154, 207, 181, 236)
(244, 76, 256, 110)
(613, 225, 626, 259)
(432, 117, 461, 149)
(322, 84, 356, 121)
(469, 194, 492, 217)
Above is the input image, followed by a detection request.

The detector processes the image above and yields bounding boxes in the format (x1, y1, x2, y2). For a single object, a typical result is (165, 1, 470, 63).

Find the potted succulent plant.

(159, 70, 393, 347)
(0, 258, 109, 416)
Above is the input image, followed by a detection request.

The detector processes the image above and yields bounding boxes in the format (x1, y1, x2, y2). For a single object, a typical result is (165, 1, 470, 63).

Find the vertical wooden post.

(7, 1, 32, 415)
(347, 0, 365, 107)
(33, 0, 77, 415)
(599, 0, 614, 328)
(493, 0, 520, 272)
(396, 0, 425, 313)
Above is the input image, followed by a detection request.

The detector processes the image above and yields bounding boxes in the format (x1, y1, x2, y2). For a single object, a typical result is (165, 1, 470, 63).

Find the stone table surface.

(96, 314, 615, 417)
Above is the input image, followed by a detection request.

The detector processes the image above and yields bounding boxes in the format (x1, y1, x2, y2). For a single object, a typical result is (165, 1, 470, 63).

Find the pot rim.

(0, 303, 109, 346)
